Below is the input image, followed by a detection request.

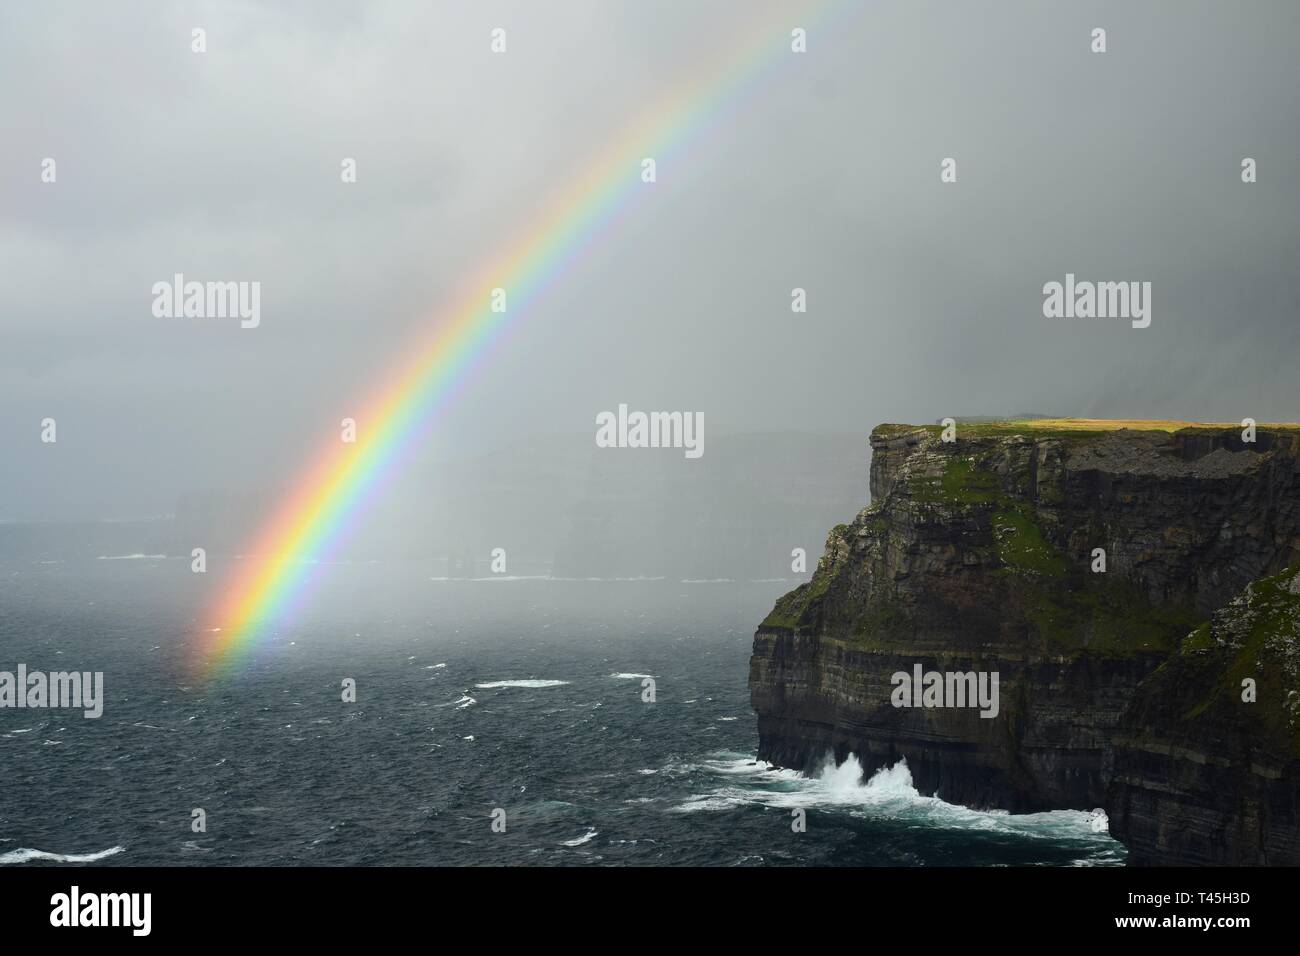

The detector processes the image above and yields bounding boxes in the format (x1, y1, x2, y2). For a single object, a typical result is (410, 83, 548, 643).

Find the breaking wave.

(561, 829, 598, 847)
(673, 753, 1120, 851)
(0, 845, 125, 865)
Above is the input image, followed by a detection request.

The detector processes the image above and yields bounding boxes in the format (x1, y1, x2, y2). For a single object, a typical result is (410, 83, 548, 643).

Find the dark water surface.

(0, 559, 1123, 866)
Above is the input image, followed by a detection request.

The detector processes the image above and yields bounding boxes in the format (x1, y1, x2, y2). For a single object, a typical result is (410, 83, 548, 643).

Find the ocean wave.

(0, 845, 125, 865)
(474, 679, 569, 689)
(673, 753, 1118, 845)
(433, 694, 477, 709)
(95, 553, 166, 561)
(561, 829, 598, 847)
(609, 673, 653, 680)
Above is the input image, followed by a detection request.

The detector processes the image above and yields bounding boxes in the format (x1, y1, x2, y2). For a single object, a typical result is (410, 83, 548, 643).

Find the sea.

(0, 557, 1124, 866)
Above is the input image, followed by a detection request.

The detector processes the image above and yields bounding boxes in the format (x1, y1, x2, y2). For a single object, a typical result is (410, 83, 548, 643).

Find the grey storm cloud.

(1, 0, 1298, 524)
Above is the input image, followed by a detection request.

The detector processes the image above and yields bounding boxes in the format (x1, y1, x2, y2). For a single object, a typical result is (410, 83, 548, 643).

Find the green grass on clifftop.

(874, 418, 1300, 443)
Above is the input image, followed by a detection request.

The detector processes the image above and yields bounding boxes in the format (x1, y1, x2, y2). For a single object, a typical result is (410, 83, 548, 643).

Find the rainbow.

(195, 0, 849, 675)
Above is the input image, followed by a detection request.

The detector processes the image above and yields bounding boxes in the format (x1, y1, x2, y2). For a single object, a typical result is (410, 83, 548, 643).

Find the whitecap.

(561, 829, 598, 847)
(0, 846, 125, 865)
(474, 679, 569, 689)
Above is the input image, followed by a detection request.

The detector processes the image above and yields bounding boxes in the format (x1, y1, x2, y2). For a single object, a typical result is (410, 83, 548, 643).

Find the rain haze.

(2, 1, 1298, 559)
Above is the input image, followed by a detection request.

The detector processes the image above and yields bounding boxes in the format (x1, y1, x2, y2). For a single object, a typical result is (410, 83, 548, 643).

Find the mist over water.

(1, 561, 1122, 866)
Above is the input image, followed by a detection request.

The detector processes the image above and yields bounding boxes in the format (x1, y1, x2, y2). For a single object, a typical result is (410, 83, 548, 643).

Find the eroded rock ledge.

(749, 420, 1300, 864)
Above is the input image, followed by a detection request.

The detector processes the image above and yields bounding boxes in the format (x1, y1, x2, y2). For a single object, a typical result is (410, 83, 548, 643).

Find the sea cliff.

(749, 420, 1300, 864)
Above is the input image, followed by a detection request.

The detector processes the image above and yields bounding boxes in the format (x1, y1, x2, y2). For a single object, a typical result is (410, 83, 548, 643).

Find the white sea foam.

(0, 845, 125, 865)
(474, 679, 569, 689)
(561, 829, 598, 847)
(609, 673, 653, 680)
(673, 753, 1118, 847)
(95, 553, 166, 561)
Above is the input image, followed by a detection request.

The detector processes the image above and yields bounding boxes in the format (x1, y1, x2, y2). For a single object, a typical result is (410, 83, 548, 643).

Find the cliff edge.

(749, 419, 1300, 864)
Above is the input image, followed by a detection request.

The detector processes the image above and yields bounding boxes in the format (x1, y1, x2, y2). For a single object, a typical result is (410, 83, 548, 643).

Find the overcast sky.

(2, 0, 1298, 521)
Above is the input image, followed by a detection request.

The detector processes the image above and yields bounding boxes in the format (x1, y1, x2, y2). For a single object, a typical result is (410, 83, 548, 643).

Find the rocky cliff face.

(1108, 566, 1300, 864)
(749, 421, 1300, 862)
